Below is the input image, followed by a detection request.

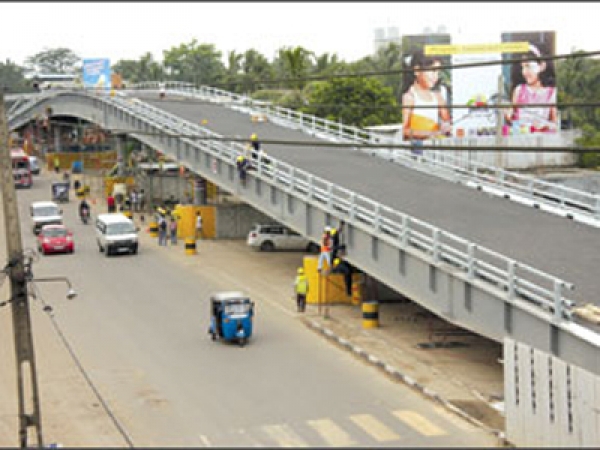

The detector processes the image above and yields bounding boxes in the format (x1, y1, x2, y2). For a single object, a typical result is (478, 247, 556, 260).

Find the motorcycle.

(80, 207, 90, 224)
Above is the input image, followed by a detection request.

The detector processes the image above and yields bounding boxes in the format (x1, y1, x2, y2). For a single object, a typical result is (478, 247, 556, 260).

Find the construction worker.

(331, 257, 353, 297)
(293, 267, 309, 312)
(330, 222, 346, 262)
(236, 155, 251, 186)
(248, 133, 261, 159)
(317, 226, 332, 273)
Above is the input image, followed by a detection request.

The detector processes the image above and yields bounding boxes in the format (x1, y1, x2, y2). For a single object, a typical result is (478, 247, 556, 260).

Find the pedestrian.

(53, 155, 60, 174)
(138, 189, 146, 212)
(317, 226, 332, 273)
(195, 211, 203, 240)
(293, 267, 309, 312)
(158, 215, 167, 246)
(107, 194, 116, 213)
(169, 216, 178, 245)
(130, 190, 138, 212)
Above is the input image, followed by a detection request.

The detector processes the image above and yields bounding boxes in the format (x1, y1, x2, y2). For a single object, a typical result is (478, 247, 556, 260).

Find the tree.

(274, 46, 314, 90)
(224, 50, 243, 93)
(163, 40, 225, 86)
(240, 49, 274, 93)
(0, 59, 29, 92)
(301, 77, 401, 128)
(25, 48, 80, 74)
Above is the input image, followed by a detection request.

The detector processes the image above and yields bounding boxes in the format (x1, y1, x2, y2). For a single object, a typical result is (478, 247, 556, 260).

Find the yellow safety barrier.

(185, 237, 197, 255)
(351, 280, 363, 306)
(149, 221, 158, 238)
(362, 301, 379, 329)
(123, 210, 133, 220)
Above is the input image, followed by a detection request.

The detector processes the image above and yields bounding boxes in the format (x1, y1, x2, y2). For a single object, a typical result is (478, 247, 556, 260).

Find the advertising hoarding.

(501, 31, 558, 134)
(82, 58, 111, 91)
(400, 34, 452, 142)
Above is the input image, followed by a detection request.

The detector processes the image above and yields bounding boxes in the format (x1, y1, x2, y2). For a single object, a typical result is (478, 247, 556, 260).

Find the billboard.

(501, 31, 557, 134)
(82, 58, 111, 91)
(400, 34, 452, 142)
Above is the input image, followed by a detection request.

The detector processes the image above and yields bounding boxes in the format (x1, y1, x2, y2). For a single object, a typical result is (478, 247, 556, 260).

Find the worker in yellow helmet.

(248, 133, 261, 160)
(293, 267, 309, 312)
(331, 257, 353, 298)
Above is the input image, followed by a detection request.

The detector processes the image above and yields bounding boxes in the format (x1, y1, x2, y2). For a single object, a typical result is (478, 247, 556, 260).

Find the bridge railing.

(134, 84, 599, 224)
(8, 91, 576, 324)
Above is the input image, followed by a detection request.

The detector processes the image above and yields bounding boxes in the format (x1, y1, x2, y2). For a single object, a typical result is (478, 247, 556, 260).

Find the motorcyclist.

(79, 198, 91, 223)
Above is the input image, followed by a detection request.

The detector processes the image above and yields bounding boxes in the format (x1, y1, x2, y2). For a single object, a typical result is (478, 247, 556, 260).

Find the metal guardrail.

(128, 84, 600, 225)
(100, 92, 576, 322)
(6, 91, 576, 323)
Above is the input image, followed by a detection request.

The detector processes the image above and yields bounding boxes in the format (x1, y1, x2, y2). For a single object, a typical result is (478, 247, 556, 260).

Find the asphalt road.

(139, 95, 600, 308)
(0, 173, 499, 447)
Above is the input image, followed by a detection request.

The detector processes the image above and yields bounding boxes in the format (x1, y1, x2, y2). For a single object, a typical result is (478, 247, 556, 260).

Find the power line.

(30, 283, 135, 448)
(38, 119, 600, 153)
(206, 49, 600, 88)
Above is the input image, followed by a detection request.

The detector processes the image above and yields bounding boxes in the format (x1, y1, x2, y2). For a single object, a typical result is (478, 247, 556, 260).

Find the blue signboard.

(82, 58, 111, 90)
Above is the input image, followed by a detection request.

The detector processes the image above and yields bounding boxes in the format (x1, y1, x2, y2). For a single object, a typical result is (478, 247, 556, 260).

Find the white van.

(95, 213, 139, 256)
(30, 201, 62, 234)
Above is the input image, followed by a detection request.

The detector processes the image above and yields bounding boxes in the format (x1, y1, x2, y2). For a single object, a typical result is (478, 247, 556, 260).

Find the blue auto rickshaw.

(208, 291, 254, 346)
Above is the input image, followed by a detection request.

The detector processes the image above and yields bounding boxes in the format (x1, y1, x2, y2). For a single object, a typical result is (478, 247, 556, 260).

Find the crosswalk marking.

(350, 414, 400, 442)
(393, 410, 447, 436)
(307, 418, 356, 447)
(262, 424, 309, 447)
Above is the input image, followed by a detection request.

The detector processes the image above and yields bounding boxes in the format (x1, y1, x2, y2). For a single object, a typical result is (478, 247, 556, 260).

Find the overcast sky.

(2, 2, 597, 66)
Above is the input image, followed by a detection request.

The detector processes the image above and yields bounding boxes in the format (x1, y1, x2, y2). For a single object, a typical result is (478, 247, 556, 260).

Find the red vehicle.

(11, 147, 33, 188)
(37, 224, 74, 255)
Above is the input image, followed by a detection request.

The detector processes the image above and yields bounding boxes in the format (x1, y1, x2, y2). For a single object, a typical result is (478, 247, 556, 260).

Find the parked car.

(30, 201, 63, 235)
(247, 223, 319, 252)
(37, 224, 74, 255)
(28, 156, 41, 175)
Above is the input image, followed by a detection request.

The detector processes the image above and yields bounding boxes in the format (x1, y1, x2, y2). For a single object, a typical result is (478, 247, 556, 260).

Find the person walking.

(293, 267, 309, 312)
(158, 215, 168, 246)
(130, 190, 138, 212)
(107, 194, 116, 213)
(169, 216, 178, 245)
(195, 211, 203, 240)
(53, 155, 60, 174)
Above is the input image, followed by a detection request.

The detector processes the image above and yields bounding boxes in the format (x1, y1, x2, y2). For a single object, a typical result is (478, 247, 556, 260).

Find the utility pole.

(0, 93, 44, 447)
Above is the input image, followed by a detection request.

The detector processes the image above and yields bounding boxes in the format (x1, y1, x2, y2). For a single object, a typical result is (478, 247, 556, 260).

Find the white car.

(247, 223, 319, 252)
(30, 201, 63, 235)
(28, 156, 41, 175)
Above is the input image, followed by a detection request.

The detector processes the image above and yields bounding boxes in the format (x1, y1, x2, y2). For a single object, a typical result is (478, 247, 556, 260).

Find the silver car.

(247, 224, 319, 252)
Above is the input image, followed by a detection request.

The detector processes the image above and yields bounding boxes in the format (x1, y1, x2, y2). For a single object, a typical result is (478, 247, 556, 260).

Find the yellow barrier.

(184, 237, 197, 255)
(149, 221, 158, 237)
(362, 301, 379, 329)
(304, 256, 355, 305)
(123, 210, 133, 220)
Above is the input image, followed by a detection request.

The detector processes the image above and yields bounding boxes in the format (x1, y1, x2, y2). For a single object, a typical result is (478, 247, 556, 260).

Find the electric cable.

(29, 281, 135, 448)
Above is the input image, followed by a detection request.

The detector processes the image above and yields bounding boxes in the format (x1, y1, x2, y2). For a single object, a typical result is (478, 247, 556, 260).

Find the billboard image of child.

(502, 31, 557, 134)
(400, 34, 453, 142)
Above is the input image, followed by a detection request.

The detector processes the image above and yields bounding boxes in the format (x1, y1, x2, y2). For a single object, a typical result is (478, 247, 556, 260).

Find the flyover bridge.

(6, 88, 600, 374)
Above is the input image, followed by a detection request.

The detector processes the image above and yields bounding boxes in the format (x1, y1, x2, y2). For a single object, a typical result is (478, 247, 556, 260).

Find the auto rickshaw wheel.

(239, 337, 247, 347)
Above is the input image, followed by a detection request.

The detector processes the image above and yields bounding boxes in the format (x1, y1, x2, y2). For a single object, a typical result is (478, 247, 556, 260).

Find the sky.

(1, 2, 598, 67)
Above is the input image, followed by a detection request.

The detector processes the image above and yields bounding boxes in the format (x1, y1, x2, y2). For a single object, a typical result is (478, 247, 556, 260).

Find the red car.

(37, 224, 74, 255)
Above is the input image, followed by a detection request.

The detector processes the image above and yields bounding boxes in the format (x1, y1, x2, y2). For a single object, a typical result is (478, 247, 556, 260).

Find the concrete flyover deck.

(141, 95, 600, 312)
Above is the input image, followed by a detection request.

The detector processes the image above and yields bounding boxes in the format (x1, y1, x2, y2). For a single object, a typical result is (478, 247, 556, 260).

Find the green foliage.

(556, 52, 600, 168)
(300, 77, 401, 127)
(162, 40, 225, 86)
(0, 59, 30, 92)
(25, 48, 80, 74)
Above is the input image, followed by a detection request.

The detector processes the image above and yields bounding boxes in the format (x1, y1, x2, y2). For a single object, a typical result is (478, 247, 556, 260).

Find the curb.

(304, 319, 510, 446)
